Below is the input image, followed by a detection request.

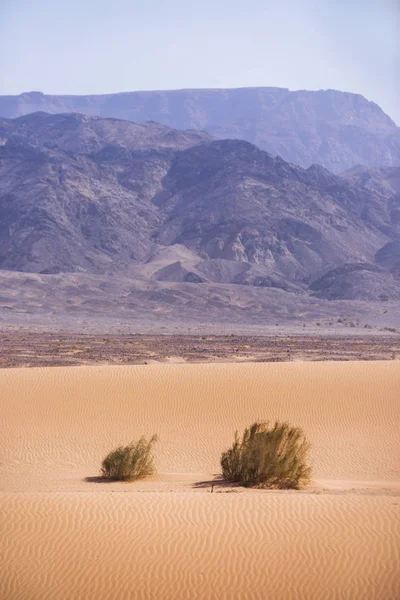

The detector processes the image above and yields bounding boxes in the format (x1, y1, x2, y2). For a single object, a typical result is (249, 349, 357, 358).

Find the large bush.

(221, 421, 311, 489)
(101, 435, 158, 481)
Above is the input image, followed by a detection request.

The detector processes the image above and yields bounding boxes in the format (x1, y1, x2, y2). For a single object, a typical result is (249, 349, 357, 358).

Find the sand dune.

(1, 361, 399, 598)
(1, 361, 399, 490)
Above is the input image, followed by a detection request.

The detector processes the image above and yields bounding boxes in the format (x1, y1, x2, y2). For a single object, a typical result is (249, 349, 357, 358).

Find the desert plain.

(0, 358, 399, 599)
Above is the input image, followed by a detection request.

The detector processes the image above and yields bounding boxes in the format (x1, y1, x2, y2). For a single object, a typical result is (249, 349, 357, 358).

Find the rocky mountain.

(341, 165, 400, 226)
(1, 88, 399, 173)
(310, 263, 400, 301)
(341, 165, 400, 282)
(0, 113, 211, 273)
(1, 111, 400, 323)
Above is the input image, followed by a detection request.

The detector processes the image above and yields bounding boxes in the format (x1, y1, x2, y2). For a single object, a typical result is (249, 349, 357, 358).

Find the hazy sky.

(1, 0, 399, 123)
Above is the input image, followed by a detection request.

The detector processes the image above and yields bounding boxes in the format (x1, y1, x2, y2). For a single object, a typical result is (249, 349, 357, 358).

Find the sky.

(0, 0, 399, 123)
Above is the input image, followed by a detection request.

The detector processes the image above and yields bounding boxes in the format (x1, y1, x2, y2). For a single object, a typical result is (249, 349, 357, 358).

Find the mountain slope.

(154, 140, 394, 281)
(0, 114, 210, 273)
(0, 88, 399, 172)
(310, 263, 400, 301)
(342, 165, 400, 279)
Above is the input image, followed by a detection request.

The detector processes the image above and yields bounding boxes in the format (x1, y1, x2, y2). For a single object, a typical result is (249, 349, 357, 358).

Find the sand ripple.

(1, 493, 399, 600)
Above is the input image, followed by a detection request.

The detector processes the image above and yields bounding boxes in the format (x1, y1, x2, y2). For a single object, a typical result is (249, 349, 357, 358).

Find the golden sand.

(1, 361, 399, 598)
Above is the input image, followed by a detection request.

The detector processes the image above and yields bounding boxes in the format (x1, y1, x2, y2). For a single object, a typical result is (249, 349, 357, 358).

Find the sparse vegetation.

(221, 421, 311, 489)
(101, 435, 158, 481)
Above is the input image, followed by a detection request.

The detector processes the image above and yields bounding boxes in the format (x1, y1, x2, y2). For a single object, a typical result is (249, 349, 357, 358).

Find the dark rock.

(310, 263, 400, 300)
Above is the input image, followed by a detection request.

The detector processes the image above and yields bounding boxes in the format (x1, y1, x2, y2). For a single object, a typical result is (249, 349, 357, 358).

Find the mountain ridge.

(1, 87, 399, 172)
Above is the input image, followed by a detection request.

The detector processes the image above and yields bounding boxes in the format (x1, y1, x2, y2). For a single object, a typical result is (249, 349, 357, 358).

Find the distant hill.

(1, 87, 399, 172)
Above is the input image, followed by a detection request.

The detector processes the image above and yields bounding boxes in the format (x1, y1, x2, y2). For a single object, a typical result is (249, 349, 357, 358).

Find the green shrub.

(221, 421, 311, 489)
(101, 435, 158, 481)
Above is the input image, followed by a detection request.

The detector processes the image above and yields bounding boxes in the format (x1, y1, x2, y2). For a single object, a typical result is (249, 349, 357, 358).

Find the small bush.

(101, 435, 158, 481)
(221, 421, 311, 489)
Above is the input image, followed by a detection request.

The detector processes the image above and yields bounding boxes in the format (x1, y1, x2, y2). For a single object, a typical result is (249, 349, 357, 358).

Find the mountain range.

(1, 87, 399, 173)
(1, 111, 400, 332)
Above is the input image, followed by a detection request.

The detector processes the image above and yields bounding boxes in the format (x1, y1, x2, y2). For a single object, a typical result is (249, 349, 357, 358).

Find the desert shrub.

(221, 421, 311, 489)
(101, 435, 158, 481)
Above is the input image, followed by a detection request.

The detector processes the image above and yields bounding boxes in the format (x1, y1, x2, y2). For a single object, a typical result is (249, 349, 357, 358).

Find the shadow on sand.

(84, 476, 115, 483)
(192, 475, 241, 492)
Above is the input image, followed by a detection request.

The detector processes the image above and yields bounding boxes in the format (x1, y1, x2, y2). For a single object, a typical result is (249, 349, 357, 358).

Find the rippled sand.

(1, 361, 399, 598)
